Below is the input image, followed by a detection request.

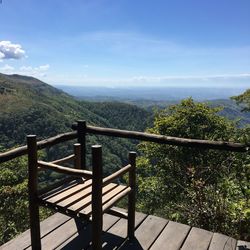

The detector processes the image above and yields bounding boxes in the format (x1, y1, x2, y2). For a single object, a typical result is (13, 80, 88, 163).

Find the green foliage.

(0, 73, 249, 244)
(137, 99, 250, 240)
(83, 101, 152, 131)
(0, 73, 152, 244)
(232, 89, 250, 112)
(0, 157, 51, 245)
(0, 73, 152, 173)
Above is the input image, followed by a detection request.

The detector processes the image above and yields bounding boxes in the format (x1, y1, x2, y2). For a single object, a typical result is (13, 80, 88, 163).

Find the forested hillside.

(0, 73, 152, 168)
(0, 73, 153, 244)
(1, 72, 248, 152)
(0, 73, 249, 244)
(0, 73, 150, 144)
(129, 99, 250, 127)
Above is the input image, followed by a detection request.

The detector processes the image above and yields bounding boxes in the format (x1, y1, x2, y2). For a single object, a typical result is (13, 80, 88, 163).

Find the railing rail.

(83, 125, 249, 152)
(0, 131, 77, 163)
(0, 123, 249, 164)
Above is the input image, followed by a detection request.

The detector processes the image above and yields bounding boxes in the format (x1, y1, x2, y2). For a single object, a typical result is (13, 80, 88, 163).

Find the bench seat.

(38, 179, 131, 219)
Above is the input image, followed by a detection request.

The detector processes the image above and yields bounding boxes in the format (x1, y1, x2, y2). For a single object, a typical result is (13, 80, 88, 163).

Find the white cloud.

(38, 64, 50, 71)
(18, 64, 50, 77)
(19, 66, 32, 71)
(0, 64, 50, 78)
(49, 72, 250, 88)
(0, 51, 5, 59)
(0, 41, 26, 60)
(127, 73, 250, 82)
(0, 64, 15, 73)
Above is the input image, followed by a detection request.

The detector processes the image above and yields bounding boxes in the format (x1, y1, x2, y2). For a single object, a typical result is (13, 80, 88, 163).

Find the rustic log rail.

(37, 161, 93, 178)
(50, 154, 75, 165)
(83, 125, 249, 152)
(102, 164, 132, 186)
(0, 131, 77, 163)
(0, 122, 249, 164)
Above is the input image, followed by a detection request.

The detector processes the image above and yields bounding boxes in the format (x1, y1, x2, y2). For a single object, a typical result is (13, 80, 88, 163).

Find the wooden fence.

(0, 120, 249, 165)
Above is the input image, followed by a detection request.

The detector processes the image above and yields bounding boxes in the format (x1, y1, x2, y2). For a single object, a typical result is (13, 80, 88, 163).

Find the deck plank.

(120, 215, 168, 250)
(1, 211, 250, 250)
(181, 227, 213, 250)
(26, 218, 86, 250)
(55, 213, 120, 250)
(0, 213, 70, 250)
(99, 212, 147, 250)
(150, 221, 190, 250)
(208, 233, 237, 250)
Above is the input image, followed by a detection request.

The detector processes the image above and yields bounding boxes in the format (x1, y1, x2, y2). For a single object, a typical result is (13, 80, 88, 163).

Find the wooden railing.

(0, 131, 77, 163)
(0, 120, 249, 165)
(83, 125, 249, 152)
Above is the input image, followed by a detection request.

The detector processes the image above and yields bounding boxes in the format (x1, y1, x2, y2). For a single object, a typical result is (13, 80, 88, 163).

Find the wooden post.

(74, 143, 81, 169)
(128, 151, 136, 239)
(91, 145, 103, 250)
(27, 135, 41, 250)
(77, 120, 86, 169)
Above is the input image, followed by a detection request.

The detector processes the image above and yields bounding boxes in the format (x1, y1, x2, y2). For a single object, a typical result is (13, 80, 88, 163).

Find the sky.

(0, 0, 250, 88)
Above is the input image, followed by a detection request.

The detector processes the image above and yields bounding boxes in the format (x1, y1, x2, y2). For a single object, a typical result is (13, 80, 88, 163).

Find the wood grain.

(181, 227, 213, 250)
(150, 221, 190, 250)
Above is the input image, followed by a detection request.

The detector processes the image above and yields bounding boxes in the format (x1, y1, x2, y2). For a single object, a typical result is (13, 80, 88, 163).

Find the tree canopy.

(232, 89, 250, 111)
(136, 99, 250, 240)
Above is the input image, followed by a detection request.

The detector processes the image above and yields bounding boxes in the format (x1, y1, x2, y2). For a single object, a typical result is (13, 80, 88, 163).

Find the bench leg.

(128, 152, 136, 239)
(27, 135, 41, 249)
(128, 189, 135, 239)
(92, 145, 103, 250)
(92, 217, 103, 250)
(29, 201, 41, 250)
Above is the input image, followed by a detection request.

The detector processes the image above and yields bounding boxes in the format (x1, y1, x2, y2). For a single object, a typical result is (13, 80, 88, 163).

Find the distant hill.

(208, 99, 250, 127)
(0, 73, 152, 174)
(132, 99, 250, 127)
(0, 73, 248, 167)
(0, 73, 151, 140)
(56, 84, 249, 127)
(56, 85, 246, 101)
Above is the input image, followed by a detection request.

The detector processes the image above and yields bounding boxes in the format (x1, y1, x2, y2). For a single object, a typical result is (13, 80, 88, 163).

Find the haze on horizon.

(0, 0, 250, 89)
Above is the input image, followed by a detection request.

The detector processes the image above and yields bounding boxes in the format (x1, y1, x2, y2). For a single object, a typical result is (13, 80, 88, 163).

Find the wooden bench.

(27, 135, 136, 250)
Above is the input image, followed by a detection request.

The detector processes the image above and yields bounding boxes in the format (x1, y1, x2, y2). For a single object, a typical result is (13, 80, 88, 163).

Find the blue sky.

(0, 0, 250, 88)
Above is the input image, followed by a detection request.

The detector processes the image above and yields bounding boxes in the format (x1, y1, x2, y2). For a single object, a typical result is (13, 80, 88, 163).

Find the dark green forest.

(0, 73, 249, 244)
(136, 99, 250, 240)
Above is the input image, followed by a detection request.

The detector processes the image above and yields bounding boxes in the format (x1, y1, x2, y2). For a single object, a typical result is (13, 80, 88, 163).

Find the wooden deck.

(1, 210, 249, 250)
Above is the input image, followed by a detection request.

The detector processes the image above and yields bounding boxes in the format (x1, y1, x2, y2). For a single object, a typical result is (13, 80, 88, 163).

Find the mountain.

(0, 73, 152, 174)
(56, 84, 250, 127)
(209, 99, 250, 127)
(132, 99, 250, 127)
(0, 73, 248, 170)
(56, 85, 246, 101)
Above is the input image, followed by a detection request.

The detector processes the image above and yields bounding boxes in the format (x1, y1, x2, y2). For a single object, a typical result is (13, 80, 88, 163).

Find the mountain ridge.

(0, 73, 152, 158)
(0, 73, 248, 150)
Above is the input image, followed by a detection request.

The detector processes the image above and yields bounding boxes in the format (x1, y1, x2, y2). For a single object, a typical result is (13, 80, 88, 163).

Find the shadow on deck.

(1, 210, 249, 250)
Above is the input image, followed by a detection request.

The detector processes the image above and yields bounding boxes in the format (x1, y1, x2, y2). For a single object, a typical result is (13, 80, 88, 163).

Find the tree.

(0, 155, 52, 245)
(136, 98, 250, 239)
(232, 89, 250, 111)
